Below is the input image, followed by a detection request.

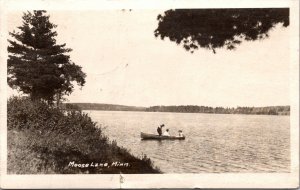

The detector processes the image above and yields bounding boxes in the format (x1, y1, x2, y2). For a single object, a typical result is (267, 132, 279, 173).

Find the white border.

(2, 0, 296, 10)
(0, 0, 299, 188)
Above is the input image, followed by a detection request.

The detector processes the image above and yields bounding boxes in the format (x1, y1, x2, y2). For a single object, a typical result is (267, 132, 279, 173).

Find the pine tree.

(8, 10, 86, 104)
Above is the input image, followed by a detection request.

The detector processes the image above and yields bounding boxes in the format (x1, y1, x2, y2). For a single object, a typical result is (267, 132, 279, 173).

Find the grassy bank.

(7, 97, 160, 174)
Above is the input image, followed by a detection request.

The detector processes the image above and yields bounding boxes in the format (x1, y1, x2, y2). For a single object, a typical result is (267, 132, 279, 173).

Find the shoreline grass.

(7, 97, 160, 174)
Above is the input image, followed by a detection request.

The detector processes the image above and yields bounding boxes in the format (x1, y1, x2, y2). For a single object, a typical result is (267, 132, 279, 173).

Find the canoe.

(141, 132, 185, 140)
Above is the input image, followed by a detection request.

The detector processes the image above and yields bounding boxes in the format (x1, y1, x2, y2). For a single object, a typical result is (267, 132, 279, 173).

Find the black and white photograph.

(0, 0, 299, 189)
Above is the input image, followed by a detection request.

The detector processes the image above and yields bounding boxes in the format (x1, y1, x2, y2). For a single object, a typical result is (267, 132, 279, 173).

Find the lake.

(85, 111, 290, 173)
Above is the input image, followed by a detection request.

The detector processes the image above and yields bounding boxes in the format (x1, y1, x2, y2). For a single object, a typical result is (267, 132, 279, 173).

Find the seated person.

(178, 130, 184, 137)
(163, 129, 170, 136)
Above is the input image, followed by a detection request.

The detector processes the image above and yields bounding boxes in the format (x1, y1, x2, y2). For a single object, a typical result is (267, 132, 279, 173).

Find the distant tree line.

(66, 103, 290, 116)
(63, 103, 145, 112)
(145, 105, 290, 115)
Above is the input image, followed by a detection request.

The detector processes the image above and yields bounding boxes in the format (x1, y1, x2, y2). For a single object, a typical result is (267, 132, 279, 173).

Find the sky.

(7, 10, 290, 107)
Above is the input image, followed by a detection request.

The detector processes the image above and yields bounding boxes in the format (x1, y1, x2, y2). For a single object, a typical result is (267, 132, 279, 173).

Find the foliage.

(8, 10, 86, 104)
(7, 97, 160, 174)
(146, 105, 290, 115)
(64, 103, 145, 111)
(67, 103, 289, 115)
(154, 9, 289, 53)
(63, 103, 82, 111)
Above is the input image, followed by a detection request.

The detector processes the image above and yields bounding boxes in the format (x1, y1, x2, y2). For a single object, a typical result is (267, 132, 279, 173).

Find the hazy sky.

(8, 10, 290, 107)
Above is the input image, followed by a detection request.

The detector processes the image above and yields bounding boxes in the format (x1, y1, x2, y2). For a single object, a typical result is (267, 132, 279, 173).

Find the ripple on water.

(86, 111, 290, 173)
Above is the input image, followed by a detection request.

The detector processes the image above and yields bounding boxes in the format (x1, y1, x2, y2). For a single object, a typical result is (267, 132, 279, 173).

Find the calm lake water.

(85, 111, 290, 173)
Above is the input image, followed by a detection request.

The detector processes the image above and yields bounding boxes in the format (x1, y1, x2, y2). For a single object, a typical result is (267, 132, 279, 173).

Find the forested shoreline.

(65, 103, 290, 115)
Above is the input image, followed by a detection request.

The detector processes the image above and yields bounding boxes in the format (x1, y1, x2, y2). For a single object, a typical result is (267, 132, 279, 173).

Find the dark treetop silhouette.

(154, 9, 289, 53)
(8, 10, 86, 104)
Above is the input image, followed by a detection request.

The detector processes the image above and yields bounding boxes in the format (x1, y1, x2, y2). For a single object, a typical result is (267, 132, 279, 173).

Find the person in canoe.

(178, 130, 184, 137)
(157, 124, 165, 136)
(163, 129, 170, 136)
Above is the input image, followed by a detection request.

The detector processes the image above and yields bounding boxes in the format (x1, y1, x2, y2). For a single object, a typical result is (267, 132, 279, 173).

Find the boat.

(140, 132, 185, 140)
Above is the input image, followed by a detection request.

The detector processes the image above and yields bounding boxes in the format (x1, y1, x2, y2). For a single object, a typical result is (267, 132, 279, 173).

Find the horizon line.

(64, 102, 290, 108)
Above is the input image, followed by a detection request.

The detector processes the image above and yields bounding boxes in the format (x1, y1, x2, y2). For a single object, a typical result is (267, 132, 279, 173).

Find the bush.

(7, 97, 160, 174)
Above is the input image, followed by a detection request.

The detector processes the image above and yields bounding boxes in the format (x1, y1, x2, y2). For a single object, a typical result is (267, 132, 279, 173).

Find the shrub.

(7, 97, 160, 174)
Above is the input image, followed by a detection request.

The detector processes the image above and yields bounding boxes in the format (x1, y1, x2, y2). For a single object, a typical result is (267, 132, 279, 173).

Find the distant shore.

(64, 103, 290, 116)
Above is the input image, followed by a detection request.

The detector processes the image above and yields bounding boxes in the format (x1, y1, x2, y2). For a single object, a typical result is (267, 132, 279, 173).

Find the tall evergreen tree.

(8, 10, 86, 104)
